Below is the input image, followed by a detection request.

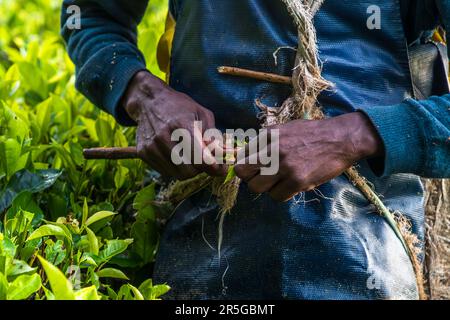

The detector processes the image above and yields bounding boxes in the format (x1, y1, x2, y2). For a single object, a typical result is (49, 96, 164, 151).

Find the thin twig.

(83, 147, 138, 160)
(217, 66, 292, 85)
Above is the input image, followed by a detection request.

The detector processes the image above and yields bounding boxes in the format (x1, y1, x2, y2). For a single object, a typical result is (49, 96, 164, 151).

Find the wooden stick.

(83, 147, 138, 160)
(217, 66, 292, 85)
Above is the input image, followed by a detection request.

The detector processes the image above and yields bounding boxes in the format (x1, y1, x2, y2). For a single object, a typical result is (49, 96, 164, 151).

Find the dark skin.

(234, 113, 383, 202)
(123, 70, 227, 180)
(123, 70, 384, 201)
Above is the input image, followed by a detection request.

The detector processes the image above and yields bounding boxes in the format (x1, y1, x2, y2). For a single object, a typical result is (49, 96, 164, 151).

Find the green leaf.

(131, 220, 157, 265)
(43, 239, 66, 267)
(117, 284, 131, 300)
(97, 226, 113, 240)
(6, 191, 43, 226)
(20, 240, 38, 262)
(99, 239, 133, 262)
(37, 255, 75, 300)
(82, 198, 88, 228)
(138, 279, 154, 300)
(85, 211, 117, 228)
(80, 254, 98, 267)
(128, 284, 145, 300)
(68, 142, 84, 167)
(150, 284, 171, 300)
(7, 259, 37, 277)
(74, 286, 100, 300)
(117, 284, 144, 300)
(26, 224, 68, 242)
(42, 286, 55, 300)
(35, 97, 53, 140)
(42, 221, 73, 244)
(0, 138, 22, 178)
(108, 251, 142, 268)
(0, 169, 61, 213)
(0, 235, 16, 257)
(7, 273, 41, 300)
(46, 192, 68, 221)
(96, 268, 129, 280)
(85, 227, 99, 255)
(138, 279, 170, 300)
(0, 273, 8, 300)
(224, 166, 237, 184)
(17, 62, 47, 98)
(95, 118, 113, 147)
(133, 183, 156, 221)
(106, 286, 118, 300)
(4, 209, 34, 243)
(79, 116, 98, 141)
(4, 219, 17, 238)
(114, 166, 129, 189)
(0, 102, 29, 143)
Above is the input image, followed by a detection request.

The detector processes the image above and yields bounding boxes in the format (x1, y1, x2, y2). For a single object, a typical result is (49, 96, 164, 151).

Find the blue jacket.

(61, 0, 450, 299)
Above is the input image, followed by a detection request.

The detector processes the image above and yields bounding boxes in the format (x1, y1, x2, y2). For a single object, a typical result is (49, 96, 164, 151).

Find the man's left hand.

(234, 112, 383, 202)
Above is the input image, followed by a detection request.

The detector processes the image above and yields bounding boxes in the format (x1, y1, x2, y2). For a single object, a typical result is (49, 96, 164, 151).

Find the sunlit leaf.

(7, 259, 37, 277)
(27, 224, 68, 242)
(85, 211, 117, 228)
(37, 255, 74, 300)
(7, 273, 41, 300)
(95, 118, 113, 147)
(97, 268, 129, 280)
(114, 166, 129, 189)
(85, 227, 99, 255)
(99, 239, 133, 262)
(138, 279, 170, 300)
(74, 285, 100, 300)
(128, 284, 145, 300)
(224, 166, 237, 184)
(0, 273, 8, 300)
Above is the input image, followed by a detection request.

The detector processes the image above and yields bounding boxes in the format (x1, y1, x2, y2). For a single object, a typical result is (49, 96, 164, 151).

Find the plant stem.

(83, 147, 138, 160)
(217, 66, 292, 85)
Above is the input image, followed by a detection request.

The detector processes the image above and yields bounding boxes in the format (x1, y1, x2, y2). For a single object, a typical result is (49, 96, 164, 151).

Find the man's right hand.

(122, 71, 226, 180)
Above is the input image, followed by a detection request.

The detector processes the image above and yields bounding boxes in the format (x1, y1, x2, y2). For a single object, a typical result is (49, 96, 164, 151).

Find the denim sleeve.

(358, 95, 450, 178)
(61, 0, 150, 126)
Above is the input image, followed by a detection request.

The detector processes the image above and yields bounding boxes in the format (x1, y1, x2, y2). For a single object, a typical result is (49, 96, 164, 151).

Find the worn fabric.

(61, 0, 450, 299)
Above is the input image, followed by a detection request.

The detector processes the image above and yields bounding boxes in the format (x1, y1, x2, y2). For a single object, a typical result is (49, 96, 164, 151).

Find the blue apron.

(153, 0, 424, 300)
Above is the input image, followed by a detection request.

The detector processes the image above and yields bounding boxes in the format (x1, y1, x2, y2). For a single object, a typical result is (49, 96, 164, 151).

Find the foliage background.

(0, 0, 170, 300)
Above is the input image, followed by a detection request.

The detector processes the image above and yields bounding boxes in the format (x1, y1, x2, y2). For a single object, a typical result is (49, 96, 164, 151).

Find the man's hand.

(122, 71, 226, 180)
(234, 112, 383, 202)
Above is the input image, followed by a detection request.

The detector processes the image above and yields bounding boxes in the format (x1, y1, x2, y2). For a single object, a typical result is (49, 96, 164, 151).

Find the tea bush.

(0, 0, 170, 300)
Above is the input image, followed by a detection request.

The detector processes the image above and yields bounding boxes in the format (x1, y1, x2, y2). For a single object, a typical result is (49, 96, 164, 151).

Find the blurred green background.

(0, 0, 171, 300)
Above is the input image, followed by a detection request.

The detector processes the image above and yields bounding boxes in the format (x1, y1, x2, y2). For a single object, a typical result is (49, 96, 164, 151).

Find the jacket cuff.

(75, 51, 147, 127)
(357, 100, 425, 177)
(102, 59, 147, 127)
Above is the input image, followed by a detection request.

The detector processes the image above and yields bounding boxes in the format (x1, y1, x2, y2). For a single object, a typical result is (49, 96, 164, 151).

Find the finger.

(174, 164, 200, 180)
(234, 162, 262, 182)
(206, 138, 224, 157)
(137, 126, 194, 179)
(138, 143, 175, 177)
(195, 159, 227, 177)
(268, 179, 301, 202)
(235, 134, 259, 163)
(199, 109, 216, 132)
(188, 122, 220, 175)
(247, 174, 281, 194)
(187, 116, 228, 176)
